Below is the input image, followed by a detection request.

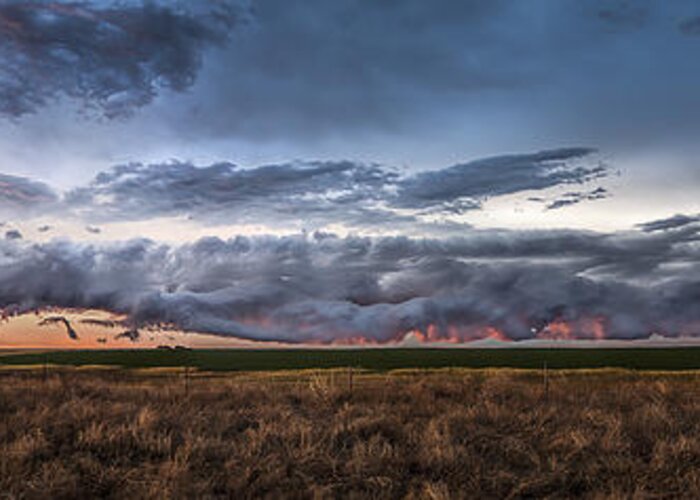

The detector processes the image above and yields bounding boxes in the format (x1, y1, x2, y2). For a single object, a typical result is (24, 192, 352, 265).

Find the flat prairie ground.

(1, 368, 700, 498)
(3, 347, 700, 371)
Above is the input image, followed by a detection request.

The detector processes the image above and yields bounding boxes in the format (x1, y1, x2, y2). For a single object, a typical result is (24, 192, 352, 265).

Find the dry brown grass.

(1, 368, 700, 499)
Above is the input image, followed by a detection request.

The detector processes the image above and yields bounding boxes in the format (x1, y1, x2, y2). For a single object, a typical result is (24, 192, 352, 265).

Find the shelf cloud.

(1, 218, 698, 343)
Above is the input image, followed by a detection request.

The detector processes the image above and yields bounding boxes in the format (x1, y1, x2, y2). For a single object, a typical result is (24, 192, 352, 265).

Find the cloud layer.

(1, 216, 699, 344)
(395, 148, 606, 212)
(133, 0, 700, 151)
(0, 0, 239, 119)
(0, 147, 607, 232)
(1, 2, 696, 347)
(0, 173, 57, 215)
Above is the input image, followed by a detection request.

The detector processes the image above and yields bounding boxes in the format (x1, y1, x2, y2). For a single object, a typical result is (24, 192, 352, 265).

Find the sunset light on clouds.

(0, 0, 699, 348)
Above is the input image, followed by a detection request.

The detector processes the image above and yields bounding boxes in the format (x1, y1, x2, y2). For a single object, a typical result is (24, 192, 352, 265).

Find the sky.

(0, 0, 699, 347)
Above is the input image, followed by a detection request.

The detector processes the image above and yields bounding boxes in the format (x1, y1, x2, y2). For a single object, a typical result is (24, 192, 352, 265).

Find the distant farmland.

(2, 347, 700, 371)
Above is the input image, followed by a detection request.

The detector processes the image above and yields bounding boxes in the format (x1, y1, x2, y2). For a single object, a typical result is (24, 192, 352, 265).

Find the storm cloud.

(0, 0, 240, 119)
(1, 218, 699, 343)
(1, 1, 697, 348)
(395, 148, 606, 213)
(61, 148, 607, 229)
(637, 213, 700, 232)
(130, 0, 700, 153)
(541, 187, 609, 211)
(38, 315, 79, 340)
(0, 173, 57, 215)
(65, 159, 399, 227)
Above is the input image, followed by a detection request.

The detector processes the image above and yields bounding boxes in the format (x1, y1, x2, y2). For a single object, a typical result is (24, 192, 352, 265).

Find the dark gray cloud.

(0, 173, 57, 215)
(542, 187, 609, 210)
(114, 328, 140, 342)
(38, 315, 78, 340)
(4, 229, 21, 240)
(0, 0, 241, 119)
(62, 148, 607, 228)
(395, 148, 606, 212)
(0, 221, 698, 343)
(136, 0, 700, 152)
(65, 159, 402, 229)
(176, 0, 511, 139)
(637, 213, 700, 232)
(80, 317, 121, 328)
(67, 162, 395, 220)
(0, 148, 608, 234)
(2, 0, 700, 156)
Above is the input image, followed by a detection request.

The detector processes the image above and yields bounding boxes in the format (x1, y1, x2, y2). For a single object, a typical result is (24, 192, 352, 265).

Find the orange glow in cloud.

(536, 317, 608, 341)
(0, 309, 664, 349)
(537, 319, 573, 341)
(396, 324, 510, 345)
(0, 309, 262, 350)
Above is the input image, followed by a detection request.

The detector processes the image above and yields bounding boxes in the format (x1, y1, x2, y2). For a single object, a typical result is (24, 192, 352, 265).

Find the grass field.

(1, 368, 700, 498)
(3, 347, 700, 371)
